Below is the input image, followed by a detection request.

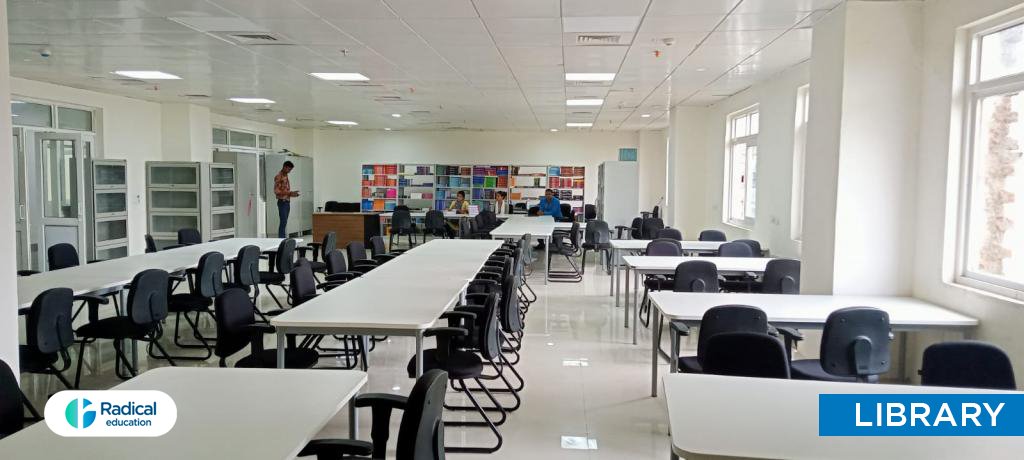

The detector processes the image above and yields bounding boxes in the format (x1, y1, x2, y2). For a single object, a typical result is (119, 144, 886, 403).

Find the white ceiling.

(7, 0, 841, 131)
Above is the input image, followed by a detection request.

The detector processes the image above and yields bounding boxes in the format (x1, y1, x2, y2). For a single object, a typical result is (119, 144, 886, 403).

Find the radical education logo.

(45, 390, 177, 437)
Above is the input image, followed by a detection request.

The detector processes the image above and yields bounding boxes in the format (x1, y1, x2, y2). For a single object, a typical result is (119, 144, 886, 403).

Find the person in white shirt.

(494, 190, 510, 216)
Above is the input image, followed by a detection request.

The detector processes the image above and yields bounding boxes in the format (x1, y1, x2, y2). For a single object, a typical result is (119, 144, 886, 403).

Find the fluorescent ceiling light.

(696, 68, 707, 72)
(566, 122, 593, 127)
(310, 72, 369, 81)
(641, 114, 651, 118)
(327, 120, 358, 126)
(565, 73, 615, 81)
(229, 97, 274, 104)
(566, 99, 604, 107)
(276, 118, 286, 122)
(385, 128, 392, 131)
(113, 70, 181, 80)
(550, 128, 559, 132)
(391, 113, 401, 118)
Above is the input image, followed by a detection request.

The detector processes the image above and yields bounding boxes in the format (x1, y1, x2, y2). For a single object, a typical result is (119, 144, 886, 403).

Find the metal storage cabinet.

(87, 159, 129, 260)
(213, 150, 261, 237)
(596, 161, 639, 230)
(204, 163, 236, 240)
(146, 161, 201, 249)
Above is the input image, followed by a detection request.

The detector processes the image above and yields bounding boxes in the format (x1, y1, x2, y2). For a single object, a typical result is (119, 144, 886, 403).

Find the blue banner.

(819, 393, 1024, 436)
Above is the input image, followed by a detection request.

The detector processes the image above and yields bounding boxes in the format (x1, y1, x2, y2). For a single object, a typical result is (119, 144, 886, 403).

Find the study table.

(648, 292, 979, 397)
(489, 215, 556, 284)
(0, 367, 367, 459)
(664, 373, 1021, 460)
(271, 239, 503, 377)
(607, 239, 727, 303)
(620, 256, 775, 344)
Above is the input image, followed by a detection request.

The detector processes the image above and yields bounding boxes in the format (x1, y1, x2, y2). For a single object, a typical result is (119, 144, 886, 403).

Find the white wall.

(638, 130, 668, 214)
(668, 107, 709, 234)
(0, 0, 19, 375)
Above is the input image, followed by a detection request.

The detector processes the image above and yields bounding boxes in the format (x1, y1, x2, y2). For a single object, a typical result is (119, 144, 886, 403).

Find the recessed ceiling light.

(113, 70, 181, 80)
(696, 68, 707, 72)
(229, 97, 275, 104)
(641, 114, 651, 118)
(565, 73, 616, 81)
(550, 128, 559, 132)
(384, 128, 392, 131)
(567, 99, 603, 107)
(327, 120, 358, 126)
(276, 118, 286, 122)
(391, 113, 401, 118)
(309, 72, 369, 81)
(566, 122, 593, 127)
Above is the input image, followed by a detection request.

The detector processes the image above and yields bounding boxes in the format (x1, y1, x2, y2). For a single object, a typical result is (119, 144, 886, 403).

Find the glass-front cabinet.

(87, 159, 128, 260)
(205, 163, 236, 240)
(146, 162, 201, 249)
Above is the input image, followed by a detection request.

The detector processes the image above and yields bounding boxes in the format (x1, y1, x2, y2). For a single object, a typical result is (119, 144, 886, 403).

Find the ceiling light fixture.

(641, 114, 651, 118)
(550, 128, 559, 132)
(276, 118, 286, 122)
(229, 97, 275, 104)
(327, 120, 358, 126)
(565, 73, 615, 81)
(113, 70, 182, 80)
(566, 99, 604, 107)
(385, 128, 392, 131)
(391, 113, 401, 118)
(696, 67, 707, 72)
(566, 122, 593, 128)
(309, 72, 369, 81)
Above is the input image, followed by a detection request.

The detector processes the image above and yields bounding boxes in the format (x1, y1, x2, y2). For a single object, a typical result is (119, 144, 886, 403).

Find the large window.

(791, 85, 810, 241)
(958, 14, 1024, 295)
(725, 106, 759, 228)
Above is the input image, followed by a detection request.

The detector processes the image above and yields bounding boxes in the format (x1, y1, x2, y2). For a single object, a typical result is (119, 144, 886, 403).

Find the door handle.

(18, 204, 25, 220)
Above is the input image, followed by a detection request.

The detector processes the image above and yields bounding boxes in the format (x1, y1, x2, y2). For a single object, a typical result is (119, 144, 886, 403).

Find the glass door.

(12, 128, 29, 271)
(28, 132, 86, 270)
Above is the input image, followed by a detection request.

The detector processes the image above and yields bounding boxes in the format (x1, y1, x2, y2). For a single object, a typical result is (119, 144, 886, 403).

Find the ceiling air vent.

(182, 94, 210, 99)
(216, 32, 293, 46)
(575, 34, 622, 46)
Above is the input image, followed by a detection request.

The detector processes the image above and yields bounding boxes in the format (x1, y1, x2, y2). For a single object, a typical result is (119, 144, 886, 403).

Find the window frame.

(723, 104, 760, 229)
(954, 10, 1024, 299)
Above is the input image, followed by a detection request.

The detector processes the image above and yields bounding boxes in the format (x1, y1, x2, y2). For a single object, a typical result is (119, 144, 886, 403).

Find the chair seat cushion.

(259, 272, 285, 284)
(677, 356, 703, 373)
(581, 242, 610, 250)
(407, 349, 483, 379)
(19, 345, 58, 372)
(719, 279, 753, 292)
(644, 276, 674, 290)
(790, 359, 865, 382)
(76, 317, 152, 340)
(222, 282, 251, 293)
(308, 260, 327, 273)
(169, 293, 212, 312)
(235, 349, 320, 369)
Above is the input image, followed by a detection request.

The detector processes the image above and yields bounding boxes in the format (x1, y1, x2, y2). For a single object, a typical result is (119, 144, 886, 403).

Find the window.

(11, 101, 53, 127)
(57, 106, 93, 131)
(791, 85, 810, 241)
(958, 14, 1024, 295)
(724, 106, 759, 228)
(212, 127, 273, 152)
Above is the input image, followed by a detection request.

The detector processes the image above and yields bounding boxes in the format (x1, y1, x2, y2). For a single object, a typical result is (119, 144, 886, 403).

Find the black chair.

(20, 288, 78, 389)
(346, 241, 379, 273)
(75, 269, 176, 386)
(224, 245, 262, 305)
(580, 219, 611, 275)
(699, 230, 727, 241)
(674, 305, 769, 374)
(47, 243, 80, 270)
(656, 228, 683, 241)
(920, 341, 1016, 390)
(260, 239, 297, 308)
(558, 203, 572, 222)
(640, 217, 665, 240)
(548, 222, 582, 282)
(1, 358, 41, 439)
(718, 241, 754, 257)
(702, 332, 791, 379)
(652, 205, 660, 219)
(639, 239, 684, 326)
(324, 249, 362, 285)
(390, 209, 418, 250)
(423, 209, 450, 239)
(370, 235, 400, 263)
(789, 307, 892, 383)
(297, 231, 337, 274)
(299, 369, 448, 460)
(672, 260, 720, 292)
(718, 242, 757, 292)
(177, 228, 202, 245)
(616, 217, 643, 239)
(144, 234, 158, 253)
(165, 251, 224, 360)
(584, 204, 597, 221)
(324, 200, 342, 212)
(213, 288, 319, 368)
(759, 259, 801, 294)
(735, 239, 763, 256)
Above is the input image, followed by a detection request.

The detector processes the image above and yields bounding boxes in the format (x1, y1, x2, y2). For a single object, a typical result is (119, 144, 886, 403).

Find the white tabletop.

(553, 222, 586, 230)
(0, 367, 367, 460)
(623, 255, 774, 274)
(648, 292, 979, 329)
(380, 211, 469, 218)
(611, 239, 724, 252)
(272, 239, 502, 331)
(665, 373, 1021, 459)
(490, 215, 556, 238)
(17, 238, 283, 310)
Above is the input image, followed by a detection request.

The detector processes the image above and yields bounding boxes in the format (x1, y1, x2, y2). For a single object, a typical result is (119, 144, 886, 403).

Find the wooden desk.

(313, 212, 381, 246)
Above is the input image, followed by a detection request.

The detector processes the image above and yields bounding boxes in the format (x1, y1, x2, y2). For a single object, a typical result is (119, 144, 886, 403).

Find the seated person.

(494, 191, 511, 217)
(448, 190, 470, 214)
(537, 188, 563, 219)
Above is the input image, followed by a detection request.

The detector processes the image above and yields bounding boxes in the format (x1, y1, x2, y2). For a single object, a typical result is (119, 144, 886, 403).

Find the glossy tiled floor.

(22, 247, 685, 459)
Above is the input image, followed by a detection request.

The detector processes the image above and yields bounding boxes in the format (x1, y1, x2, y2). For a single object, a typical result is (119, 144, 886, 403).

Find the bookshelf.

(547, 166, 586, 214)
(435, 164, 473, 210)
(398, 163, 435, 209)
(471, 165, 510, 209)
(361, 163, 398, 212)
(509, 165, 549, 209)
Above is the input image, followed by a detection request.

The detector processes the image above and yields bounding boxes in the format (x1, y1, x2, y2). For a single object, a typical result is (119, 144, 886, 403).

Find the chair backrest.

(696, 305, 769, 362)
(481, 209, 498, 226)
(920, 341, 1016, 390)
(177, 228, 202, 245)
(641, 217, 665, 239)
(347, 241, 368, 263)
(214, 288, 257, 362)
(325, 249, 348, 275)
(584, 219, 611, 245)
(47, 243, 79, 270)
(289, 259, 318, 305)
(126, 269, 170, 325)
(568, 221, 581, 247)
(559, 203, 571, 217)
(699, 230, 727, 242)
(194, 252, 225, 299)
(527, 206, 540, 216)
(233, 245, 261, 287)
(672, 260, 720, 292)
(584, 204, 597, 220)
(820, 307, 892, 380)
(702, 332, 790, 379)
(652, 205, 660, 219)
(656, 228, 683, 241)
(275, 239, 297, 274)
(370, 235, 387, 256)
(424, 210, 447, 230)
(26, 287, 74, 355)
(734, 239, 763, 256)
(0, 359, 24, 438)
(478, 292, 503, 361)
(395, 205, 411, 212)
(324, 200, 342, 212)
(392, 209, 414, 231)
(718, 241, 754, 257)
(321, 231, 338, 258)
(395, 369, 449, 460)
(629, 217, 643, 239)
(761, 259, 801, 294)
(646, 238, 682, 257)
(144, 234, 158, 253)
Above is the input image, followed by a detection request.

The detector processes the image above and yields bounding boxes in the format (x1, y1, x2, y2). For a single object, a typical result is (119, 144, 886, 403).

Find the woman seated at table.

(495, 190, 511, 217)
(448, 190, 470, 215)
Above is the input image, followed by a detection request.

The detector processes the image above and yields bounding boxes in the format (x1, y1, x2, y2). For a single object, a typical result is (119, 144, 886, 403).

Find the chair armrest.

(168, 273, 188, 282)
(424, 327, 468, 338)
(373, 254, 398, 264)
(354, 393, 409, 410)
(17, 270, 39, 277)
(774, 326, 803, 342)
(669, 320, 690, 337)
(440, 311, 477, 322)
(463, 293, 490, 305)
(325, 272, 360, 282)
(74, 294, 110, 305)
(317, 280, 348, 291)
(241, 323, 276, 336)
(295, 246, 311, 258)
(299, 439, 373, 458)
(351, 260, 379, 268)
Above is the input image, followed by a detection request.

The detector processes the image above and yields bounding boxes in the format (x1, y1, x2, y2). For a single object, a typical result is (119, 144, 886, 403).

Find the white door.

(12, 128, 30, 271)
(28, 132, 87, 270)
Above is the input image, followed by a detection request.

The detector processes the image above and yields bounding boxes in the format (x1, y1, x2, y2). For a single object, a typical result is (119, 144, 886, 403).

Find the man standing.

(274, 160, 300, 238)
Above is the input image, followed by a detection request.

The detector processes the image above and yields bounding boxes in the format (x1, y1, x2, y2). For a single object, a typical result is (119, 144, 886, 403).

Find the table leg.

(609, 248, 616, 297)
(624, 265, 630, 328)
(669, 317, 678, 374)
(276, 330, 286, 369)
(633, 269, 640, 345)
(544, 236, 549, 285)
(651, 308, 661, 397)
(614, 249, 620, 308)
(349, 395, 359, 439)
(898, 331, 908, 383)
(415, 332, 424, 377)
(360, 336, 370, 372)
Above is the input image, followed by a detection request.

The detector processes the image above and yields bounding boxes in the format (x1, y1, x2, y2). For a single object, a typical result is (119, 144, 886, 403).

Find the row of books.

(401, 165, 434, 175)
(361, 187, 398, 199)
(438, 176, 472, 188)
(399, 178, 434, 187)
(549, 166, 585, 177)
(361, 199, 397, 212)
(362, 175, 398, 187)
(549, 177, 585, 189)
(510, 176, 546, 188)
(472, 165, 510, 177)
(553, 190, 582, 201)
(400, 192, 434, 200)
(472, 188, 501, 200)
(438, 165, 473, 176)
(436, 189, 469, 200)
(472, 176, 509, 188)
(362, 164, 399, 175)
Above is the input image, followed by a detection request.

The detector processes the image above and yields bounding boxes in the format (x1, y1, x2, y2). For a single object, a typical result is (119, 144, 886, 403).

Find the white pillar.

(160, 103, 212, 162)
(668, 106, 710, 238)
(0, 0, 20, 375)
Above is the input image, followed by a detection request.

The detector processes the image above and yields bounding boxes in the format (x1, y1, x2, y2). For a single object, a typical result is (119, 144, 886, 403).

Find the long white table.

(620, 256, 775, 344)
(664, 373, 1021, 460)
(271, 239, 503, 376)
(378, 211, 472, 237)
(0, 367, 367, 459)
(489, 215, 555, 284)
(648, 292, 979, 397)
(608, 240, 727, 306)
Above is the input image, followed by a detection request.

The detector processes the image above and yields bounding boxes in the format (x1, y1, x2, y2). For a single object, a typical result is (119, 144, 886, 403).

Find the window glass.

(57, 106, 93, 131)
(12, 101, 52, 127)
(725, 106, 759, 227)
(229, 130, 257, 148)
(979, 22, 1024, 82)
(212, 128, 228, 145)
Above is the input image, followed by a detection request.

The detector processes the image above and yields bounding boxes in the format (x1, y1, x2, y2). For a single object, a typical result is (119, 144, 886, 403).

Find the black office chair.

(423, 209, 450, 240)
(224, 245, 262, 306)
(260, 238, 297, 309)
(639, 239, 683, 326)
(324, 249, 362, 285)
(652, 205, 660, 219)
(370, 236, 400, 263)
(640, 217, 665, 239)
(615, 217, 644, 240)
(758, 259, 801, 294)
(717, 241, 757, 292)
(790, 307, 892, 383)
(672, 260, 720, 292)
(390, 209, 418, 250)
(548, 221, 582, 282)
(734, 239, 763, 257)
(20, 288, 77, 389)
(580, 219, 612, 275)
(213, 288, 319, 368)
(144, 234, 158, 253)
(47, 243, 80, 270)
(699, 230, 727, 241)
(656, 228, 683, 241)
(584, 204, 597, 221)
(177, 228, 202, 245)
(299, 369, 448, 460)
(324, 200, 342, 212)
(75, 269, 176, 386)
(718, 241, 754, 257)
(527, 206, 540, 216)
(346, 241, 379, 273)
(558, 203, 572, 222)
(702, 331, 791, 379)
(298, 231, 337, 275)
(920, 341, 1016, 390)
(1, 358, 41, 439)
(674, 305, 769, 374)
(165, 251, 224, 360)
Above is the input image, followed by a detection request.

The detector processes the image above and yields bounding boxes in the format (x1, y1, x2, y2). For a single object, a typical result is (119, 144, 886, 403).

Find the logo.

(64, 398, 97, 429)
(819, 393, 1024, 436)
(45, 390, 177, 437)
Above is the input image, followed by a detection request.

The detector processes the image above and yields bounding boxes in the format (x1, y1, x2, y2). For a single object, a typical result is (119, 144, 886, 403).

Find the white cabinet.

(205, 163, 236, 240)
(596, 161, 639, 229)
(146, 162, 201, 249)
(87, 159, 128, 259)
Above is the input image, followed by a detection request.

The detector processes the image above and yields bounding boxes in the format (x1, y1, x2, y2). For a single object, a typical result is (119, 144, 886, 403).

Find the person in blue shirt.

(537, 188, 563, 219)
